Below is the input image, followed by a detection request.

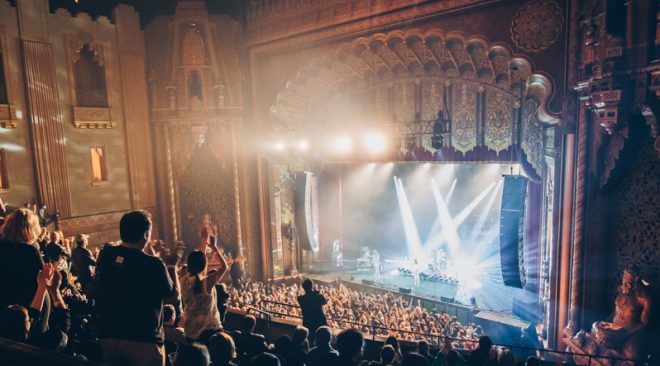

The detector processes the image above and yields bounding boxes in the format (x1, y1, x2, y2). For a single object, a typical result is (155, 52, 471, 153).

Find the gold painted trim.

(73, 106, 115, 129)
(0, 104, 18, 128)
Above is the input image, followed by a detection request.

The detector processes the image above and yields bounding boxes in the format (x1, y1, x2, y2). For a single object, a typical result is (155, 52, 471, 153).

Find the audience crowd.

(0, 205, 537, 366)
(227, 279, 481, 349)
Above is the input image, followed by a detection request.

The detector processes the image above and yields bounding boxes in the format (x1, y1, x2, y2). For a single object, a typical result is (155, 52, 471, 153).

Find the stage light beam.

(393, 176, 424, 260)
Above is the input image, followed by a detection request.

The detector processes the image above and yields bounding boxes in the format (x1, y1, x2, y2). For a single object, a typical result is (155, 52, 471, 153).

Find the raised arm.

(30, 264, 53, 312)
(198, 226, 210, 253)
(205, 235, 228, 288)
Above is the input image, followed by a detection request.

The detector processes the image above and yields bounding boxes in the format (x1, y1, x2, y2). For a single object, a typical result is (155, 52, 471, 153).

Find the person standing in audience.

(94, 210, 174, 366)
(417, 340, 435, 364)
(369, 344, 396, 366)
(71, 233, 96, 292)
(308, 326, 339, 366)
(208, 331, 238, 366)
(336, 328, 364, 366)
(298, 278, 328, 336)
(180, 233, 228, 344)
(44, 230, 71, 289)
(0, 209, 44, 311)
(290, 326, 310, 366)
(235, 314, 268, 364)
(469, 336, 493, 366)
(173, 342, 211, 366)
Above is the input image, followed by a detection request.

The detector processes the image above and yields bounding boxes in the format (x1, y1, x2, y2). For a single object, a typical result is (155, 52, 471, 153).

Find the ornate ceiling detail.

(271, 28, 558, 132)
(510, 0, 564, 53)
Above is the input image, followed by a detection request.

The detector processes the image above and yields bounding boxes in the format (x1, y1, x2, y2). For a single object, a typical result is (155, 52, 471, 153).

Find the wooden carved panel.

(451, 81, 478, 154)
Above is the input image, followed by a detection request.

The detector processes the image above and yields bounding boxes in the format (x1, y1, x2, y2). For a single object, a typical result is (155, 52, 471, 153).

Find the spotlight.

(334, 136, 353, 153)
(274, 141, 286, 151)
(296, 140, 309, 152)
(363, 133, 387, 154)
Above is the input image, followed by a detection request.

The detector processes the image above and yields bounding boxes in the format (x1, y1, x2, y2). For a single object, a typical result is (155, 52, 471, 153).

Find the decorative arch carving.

(67, 34, 114, 128)
(269, 29, 559, 174)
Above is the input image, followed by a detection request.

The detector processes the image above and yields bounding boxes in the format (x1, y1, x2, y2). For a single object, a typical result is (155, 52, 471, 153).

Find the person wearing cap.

(71, 233, 96, 292)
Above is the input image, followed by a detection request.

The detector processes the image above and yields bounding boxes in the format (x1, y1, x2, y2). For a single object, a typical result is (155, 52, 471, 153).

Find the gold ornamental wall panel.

(450, 81, 478, 154)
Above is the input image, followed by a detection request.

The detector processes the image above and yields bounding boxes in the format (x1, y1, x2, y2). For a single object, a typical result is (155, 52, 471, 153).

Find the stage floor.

(310, 267, 522, 313)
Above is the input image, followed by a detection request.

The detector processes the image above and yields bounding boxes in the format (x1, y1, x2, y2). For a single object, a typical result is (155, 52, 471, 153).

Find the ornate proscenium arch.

(270, 29, 558, 177)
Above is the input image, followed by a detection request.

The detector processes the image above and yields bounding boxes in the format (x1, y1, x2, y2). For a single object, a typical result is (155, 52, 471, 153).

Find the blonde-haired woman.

(0, 208, 45, 310)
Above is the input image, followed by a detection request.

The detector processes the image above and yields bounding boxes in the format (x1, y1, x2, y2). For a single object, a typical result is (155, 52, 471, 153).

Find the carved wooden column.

(17, 0, 72, 217)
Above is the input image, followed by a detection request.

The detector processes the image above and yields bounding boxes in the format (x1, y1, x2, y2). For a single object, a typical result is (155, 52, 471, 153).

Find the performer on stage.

(372, 249, 381, 277)
(413, 258, 421, 287)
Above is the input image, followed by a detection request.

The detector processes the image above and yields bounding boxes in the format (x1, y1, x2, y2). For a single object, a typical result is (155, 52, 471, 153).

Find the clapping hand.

(37, 263, 55, 288)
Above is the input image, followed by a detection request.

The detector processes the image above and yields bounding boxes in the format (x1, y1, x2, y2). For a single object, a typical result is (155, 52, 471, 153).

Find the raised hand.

(37, 263, 55, 287)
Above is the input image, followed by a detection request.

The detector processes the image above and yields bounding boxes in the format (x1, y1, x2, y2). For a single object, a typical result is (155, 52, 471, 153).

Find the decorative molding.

(58, 208, 155, 237)
(271, 29, 558, 131)
(600, 126, 628, 187)
(0, 104, 18, 128)
(246, 0, 491, 47)
(73, 106, 114, 128)
(510, 0, 564, 52)
(590, 90, 622, 135)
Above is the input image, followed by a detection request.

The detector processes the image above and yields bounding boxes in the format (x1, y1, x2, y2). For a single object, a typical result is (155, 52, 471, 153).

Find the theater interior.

(0, 0, 658, 365)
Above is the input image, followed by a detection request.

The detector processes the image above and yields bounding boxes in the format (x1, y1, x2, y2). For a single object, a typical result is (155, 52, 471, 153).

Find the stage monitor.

(398, 287, 411, 294)
(499, 175, 527, 288)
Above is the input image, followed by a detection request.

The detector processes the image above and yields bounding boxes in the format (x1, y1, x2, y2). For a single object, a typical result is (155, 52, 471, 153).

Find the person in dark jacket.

(71, 233, 96, 292)
(297, 279, 328, 335)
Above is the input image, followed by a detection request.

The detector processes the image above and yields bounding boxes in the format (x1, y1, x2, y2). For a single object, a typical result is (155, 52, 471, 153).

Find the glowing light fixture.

(363, 133, 387, 154)
(334, 136, 353, 153)
(296, 139, 309, 152)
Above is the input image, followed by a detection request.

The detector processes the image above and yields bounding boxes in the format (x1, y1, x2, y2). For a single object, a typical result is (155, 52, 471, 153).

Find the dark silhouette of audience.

(336, 328, 364, 366)
(308, 326, 339, 366)
(297, 279, 328, 336)
(209, 331, 238, 366)
(235, 314, 268, 364)
(469, 336, 493, 366)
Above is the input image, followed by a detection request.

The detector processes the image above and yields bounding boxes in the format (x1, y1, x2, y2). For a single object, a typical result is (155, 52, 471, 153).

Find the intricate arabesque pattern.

(178, 143, 237, 256)
(612, 142, 660, 285)
(521, 99, 544, 177)
(510, 0, 564, 52)
(485, 88, 514, 153)
(272, 29, 557, 133)
(451, 81, 478, 154)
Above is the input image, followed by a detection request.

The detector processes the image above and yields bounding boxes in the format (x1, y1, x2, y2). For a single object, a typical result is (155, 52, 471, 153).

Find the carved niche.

(67, 35, 114, 129)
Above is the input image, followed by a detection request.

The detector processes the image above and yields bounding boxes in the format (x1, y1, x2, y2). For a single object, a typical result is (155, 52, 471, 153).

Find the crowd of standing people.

(227, 279, 482, 349)
(0, 205, 531, 366)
